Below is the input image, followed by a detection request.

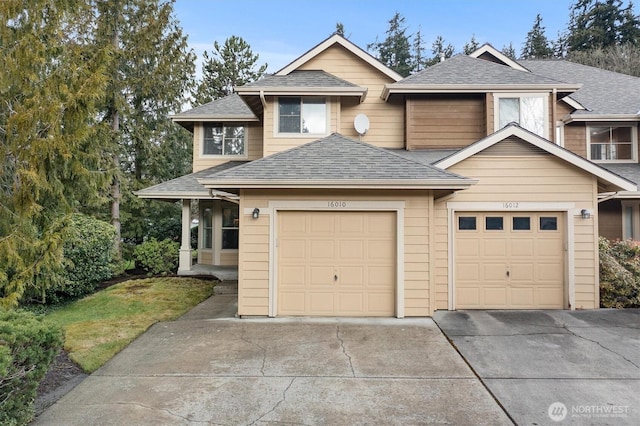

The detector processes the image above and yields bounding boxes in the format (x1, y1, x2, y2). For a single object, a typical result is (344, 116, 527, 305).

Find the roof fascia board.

(434, 125, 637, 191)
(561, 96, 587, 111)
(383, 84, 582, 100)
(564, 114, 640, 123)
(197, 179, 477, 190)
(275, 34, 403, 82)
(170, 115, 259, 122)
(135, 191, 209, 199)
(469, 44, 530, 72)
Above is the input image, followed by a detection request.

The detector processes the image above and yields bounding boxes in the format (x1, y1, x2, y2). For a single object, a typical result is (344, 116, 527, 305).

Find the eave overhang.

(563, 114, 640, 123)
(169, 114, 260, 122)
(236, 86, 368, 102)
(197, 179, 477, 190)
(382, 83, 582, 101)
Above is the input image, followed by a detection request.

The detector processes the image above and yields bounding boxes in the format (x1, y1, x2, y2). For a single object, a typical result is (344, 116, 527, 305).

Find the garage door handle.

(506, 270, 510, 277)
(334, 274, 338, 281)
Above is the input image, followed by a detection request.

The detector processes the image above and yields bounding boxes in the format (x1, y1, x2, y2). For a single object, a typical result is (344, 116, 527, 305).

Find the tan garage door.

(455, 212, 564, 309)
(278, 211, 396, 316)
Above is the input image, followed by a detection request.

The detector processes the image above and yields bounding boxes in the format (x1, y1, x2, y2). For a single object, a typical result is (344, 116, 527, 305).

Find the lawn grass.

(44, 277, 215, 373)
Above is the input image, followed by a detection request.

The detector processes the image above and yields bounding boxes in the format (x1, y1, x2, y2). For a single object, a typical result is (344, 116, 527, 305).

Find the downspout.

(259, 90, 267, 110)
(551, 88, 557, 143)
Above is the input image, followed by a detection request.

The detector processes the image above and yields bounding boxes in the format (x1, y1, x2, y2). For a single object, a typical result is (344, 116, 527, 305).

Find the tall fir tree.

(95, 0, 196, 253)
(521, 14, 554, 59)
(426, 35, 455, 66)
(502, 42, 518, 60)
(566, 0, 640, 51)
(194, 36, 268, 106)
(463, 35, 480, 55)
(0, 0, 111, 306)
(412, 26, 427, 72)
(368, 12, 413, 77)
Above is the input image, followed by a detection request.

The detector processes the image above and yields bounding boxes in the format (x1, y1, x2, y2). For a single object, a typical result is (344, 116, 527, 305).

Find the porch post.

(178, 199, 192, 273)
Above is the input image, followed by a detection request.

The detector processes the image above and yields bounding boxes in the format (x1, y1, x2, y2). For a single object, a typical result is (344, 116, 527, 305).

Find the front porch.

(178, 264, 239, 281)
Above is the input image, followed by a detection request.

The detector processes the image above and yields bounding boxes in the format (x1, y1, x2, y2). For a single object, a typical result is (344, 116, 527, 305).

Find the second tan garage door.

(278, 211, 396, 316)
(455, 212, 564, 309)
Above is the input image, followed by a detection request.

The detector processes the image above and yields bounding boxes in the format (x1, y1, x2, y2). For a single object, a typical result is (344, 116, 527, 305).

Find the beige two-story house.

(138, 35, 639, 317)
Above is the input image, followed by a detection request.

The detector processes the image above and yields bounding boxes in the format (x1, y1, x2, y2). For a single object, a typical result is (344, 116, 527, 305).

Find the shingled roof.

(520, 60, 640, 116)
(135, 161, 248, 200)
(197, 133, 474, 189)
(241, 70, 360, 88)
(171, 93, 258, 123)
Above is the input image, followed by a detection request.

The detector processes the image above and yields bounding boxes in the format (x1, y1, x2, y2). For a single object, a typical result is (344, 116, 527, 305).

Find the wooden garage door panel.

(278, 211, 396, 316)
(455, 212, 564, 310)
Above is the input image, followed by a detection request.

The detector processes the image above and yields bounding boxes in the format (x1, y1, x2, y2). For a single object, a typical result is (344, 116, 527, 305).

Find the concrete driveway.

(35, 295, 511, 425)
(434, 309, 640, 425)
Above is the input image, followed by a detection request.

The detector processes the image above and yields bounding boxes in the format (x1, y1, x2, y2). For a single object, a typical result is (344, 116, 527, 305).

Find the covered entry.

(277, 210, 396, 316)
(454, 211, 564, 309)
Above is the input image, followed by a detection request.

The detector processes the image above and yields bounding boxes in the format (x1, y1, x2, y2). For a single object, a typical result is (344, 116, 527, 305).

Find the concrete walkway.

(434, 310, 640, 425)
(34, 295, 510, 425)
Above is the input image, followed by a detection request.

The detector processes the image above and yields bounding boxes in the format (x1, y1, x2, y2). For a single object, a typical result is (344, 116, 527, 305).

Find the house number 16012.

(503, 202, 519, 208)
(328, 201, 347, 208)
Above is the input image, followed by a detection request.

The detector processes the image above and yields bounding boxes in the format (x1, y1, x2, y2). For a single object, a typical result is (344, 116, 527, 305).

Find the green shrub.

(46, 214, 116, 303)
(133, 238, 179, 275)
(599, 237, 640, 308)
(0, 310, 63, 425)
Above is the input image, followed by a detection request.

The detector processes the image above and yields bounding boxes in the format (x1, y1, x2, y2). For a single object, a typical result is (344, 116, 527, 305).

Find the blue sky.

(174, 0, 576, 74)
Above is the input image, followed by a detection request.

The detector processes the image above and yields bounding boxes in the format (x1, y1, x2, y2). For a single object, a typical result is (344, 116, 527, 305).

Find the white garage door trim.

(267, 200, 405, 318)
(446, 202, 579, 311)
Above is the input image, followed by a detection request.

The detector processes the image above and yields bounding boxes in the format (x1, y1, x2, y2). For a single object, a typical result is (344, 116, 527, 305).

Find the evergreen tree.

(194, 36, 268, 106)
(368, 12, 413, 76)
(426, 35, 455, 66)
(566, 0, 640, 51)
(521, 14, 554, 58)
(502, 42, 518, 60)
(412, 26, 427, 72)
(0, 0, 111, 306)
(335, 22, 345, 37)
(463, 35, 480, 54)
(568, 43, 640, 76)
(95, 0, 196, 253)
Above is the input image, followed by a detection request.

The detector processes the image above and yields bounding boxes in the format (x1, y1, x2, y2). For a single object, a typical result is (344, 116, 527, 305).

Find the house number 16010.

(328, 201, 347, 208)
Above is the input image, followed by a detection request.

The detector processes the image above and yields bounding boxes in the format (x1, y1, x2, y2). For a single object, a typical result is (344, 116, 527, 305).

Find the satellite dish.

(354, 113, 370, 136)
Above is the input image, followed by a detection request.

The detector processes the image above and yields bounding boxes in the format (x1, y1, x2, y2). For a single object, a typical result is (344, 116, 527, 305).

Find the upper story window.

(202, 123, 246, 157)
(588, 125, 637, 162)
(278, 97, 327, 134)
(495, 94, 548, 138)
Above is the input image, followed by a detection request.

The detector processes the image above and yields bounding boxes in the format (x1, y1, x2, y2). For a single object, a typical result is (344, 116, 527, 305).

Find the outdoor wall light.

(252, 208, 260, 219)
(581, 209, 591, 219)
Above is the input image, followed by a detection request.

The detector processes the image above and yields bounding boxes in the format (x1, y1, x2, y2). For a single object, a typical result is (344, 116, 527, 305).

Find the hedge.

(599, 237, 640, 308)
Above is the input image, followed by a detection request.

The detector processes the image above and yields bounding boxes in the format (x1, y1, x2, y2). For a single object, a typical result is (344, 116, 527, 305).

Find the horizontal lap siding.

(238, 189, 432, 317)
(564, 123, 587, 158)
(406, 96, 486, 149)
(598, 199, 622, 241)
(434, 155, 599, 310)
(298, 45, 404, 149)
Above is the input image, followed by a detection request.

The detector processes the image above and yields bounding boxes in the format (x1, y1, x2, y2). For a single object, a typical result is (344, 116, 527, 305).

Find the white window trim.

(274, 96, 330, 138)
(555, 120, 565, 147)
(586, 122, 638, 163)
(493, 93, 550, 139)
(220, 202, 240, 252)
(621, 200, 640, 240)
(200, 122, 249, 159)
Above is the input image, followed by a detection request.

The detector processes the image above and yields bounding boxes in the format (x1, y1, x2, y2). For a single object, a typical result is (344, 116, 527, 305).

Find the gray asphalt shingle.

(200, 133, 468, 183)
(242, 70, 361, 88)
(172, 93, 257, 119)
(519, 60, 640, 115)
(600, 163, 640, 189)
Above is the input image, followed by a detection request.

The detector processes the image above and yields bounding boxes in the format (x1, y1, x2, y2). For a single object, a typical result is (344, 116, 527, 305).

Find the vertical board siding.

(238, 190, 433, 317)
(406, 96, 486, 149)
(434, 155, 599, 310)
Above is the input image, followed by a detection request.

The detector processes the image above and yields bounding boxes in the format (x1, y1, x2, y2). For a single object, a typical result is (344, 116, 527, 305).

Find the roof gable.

(434, 124, 636, 192)
(469, 43, 529, 72)
(198, 133, 475, 189)
(275, 34, 403, 82)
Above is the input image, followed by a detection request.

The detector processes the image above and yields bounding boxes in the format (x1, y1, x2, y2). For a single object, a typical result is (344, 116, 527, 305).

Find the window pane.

(203, 208, 213, 249)
(513, 217, 531, 230)
(499, 98, 519, 129)
(222, 229, 239, 249)
(590, 127, 610, 144)
(302, 98, 326, 133)
(486, 216, 504, 230)
(458, 216, 477, 230)
(624, 206, 633, 239)
(540, 217, 558, 231)
(520, 97, 544, 136)
(223, 126, 245, 156)
(203, 124, 223, 155)
(279, 97, 301, 133)
(222, 205, 239, 227)
(612, 126, 632, 143)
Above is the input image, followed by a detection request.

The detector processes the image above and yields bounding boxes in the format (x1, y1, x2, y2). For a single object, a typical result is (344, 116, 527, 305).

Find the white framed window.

(202, 207, 213, 249)
(621, 201, 640, 240)
(587, 124, 637, 162)
(277, 97, 327, 135)
(201, 123, 247, 157)
(494, 93, 549, 138)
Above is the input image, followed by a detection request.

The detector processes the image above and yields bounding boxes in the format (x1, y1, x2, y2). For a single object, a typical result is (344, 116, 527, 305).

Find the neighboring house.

(137, 35, 639, 318)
